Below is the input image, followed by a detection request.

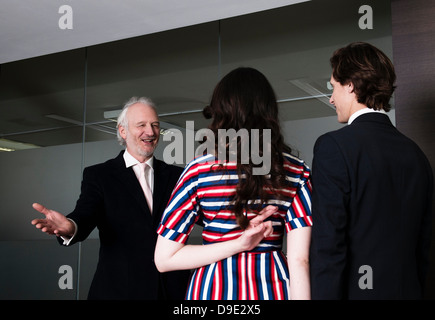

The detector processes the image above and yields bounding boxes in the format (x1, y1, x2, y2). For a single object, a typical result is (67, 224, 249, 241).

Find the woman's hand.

(237, 205, 277, 251)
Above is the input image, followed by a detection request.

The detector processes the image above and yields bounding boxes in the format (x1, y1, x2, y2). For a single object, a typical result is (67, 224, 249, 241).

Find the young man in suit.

(310, 42, 433, 299)
(31, 97, 190, 300)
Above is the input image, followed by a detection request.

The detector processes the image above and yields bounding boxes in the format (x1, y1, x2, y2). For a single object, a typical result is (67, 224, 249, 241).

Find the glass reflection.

(0, 49, 86, 299)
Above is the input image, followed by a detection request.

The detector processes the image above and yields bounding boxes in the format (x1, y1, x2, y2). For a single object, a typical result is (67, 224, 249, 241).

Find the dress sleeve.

(157, 162, 201, 244)
(285, 161, 313, 233)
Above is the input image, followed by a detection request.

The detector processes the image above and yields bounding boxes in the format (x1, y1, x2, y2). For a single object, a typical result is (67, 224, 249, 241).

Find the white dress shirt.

(123, 150, 154, 193)
(348, 107, 386, 125)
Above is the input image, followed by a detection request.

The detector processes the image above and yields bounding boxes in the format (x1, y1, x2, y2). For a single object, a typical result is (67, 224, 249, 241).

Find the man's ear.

(118, 125, 127, 140)
(347, 82, 355, 94)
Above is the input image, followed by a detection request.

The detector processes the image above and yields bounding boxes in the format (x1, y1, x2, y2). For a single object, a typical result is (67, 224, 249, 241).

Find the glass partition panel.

(77, 21, 220, 299)
(85, 22, 220, 149)
(220, 0, 393, 167)
(219, 0, 393, 254)
(0, 49, 86, 299)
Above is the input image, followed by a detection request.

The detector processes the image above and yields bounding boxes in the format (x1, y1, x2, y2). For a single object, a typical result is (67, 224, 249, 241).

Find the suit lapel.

(152, 158, 171, 224)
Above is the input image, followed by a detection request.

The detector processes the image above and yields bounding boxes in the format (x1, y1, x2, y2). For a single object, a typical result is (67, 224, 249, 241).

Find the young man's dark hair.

(330, 42, 396, 111)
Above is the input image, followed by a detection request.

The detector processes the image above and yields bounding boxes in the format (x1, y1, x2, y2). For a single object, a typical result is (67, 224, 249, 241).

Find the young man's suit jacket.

(63, 151, 190, 300)
(310, 113, 433, 299)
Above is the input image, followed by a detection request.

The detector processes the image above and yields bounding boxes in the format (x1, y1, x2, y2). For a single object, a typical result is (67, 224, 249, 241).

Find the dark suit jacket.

(310, 113, 433, 299)
(64, 151, 190, 300)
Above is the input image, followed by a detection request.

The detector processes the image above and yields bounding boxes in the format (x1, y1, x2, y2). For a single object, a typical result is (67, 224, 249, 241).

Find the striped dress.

(157, 153, 312, 300)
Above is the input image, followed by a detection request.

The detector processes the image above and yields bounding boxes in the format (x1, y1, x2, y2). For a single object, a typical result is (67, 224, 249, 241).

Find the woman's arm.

(154, 205, 277, 272)
(287, 226, 312, 300)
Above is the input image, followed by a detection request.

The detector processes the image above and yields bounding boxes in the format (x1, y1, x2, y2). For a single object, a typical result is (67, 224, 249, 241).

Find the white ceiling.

(0, 0, 308, 64)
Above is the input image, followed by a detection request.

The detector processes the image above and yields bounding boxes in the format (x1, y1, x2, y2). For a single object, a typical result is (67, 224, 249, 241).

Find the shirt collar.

(348, 107, 386, 125)
(123, 149, 154, 169)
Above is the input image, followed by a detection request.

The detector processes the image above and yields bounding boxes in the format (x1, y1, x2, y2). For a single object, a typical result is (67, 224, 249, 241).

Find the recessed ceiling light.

(0, 138, 40, 152)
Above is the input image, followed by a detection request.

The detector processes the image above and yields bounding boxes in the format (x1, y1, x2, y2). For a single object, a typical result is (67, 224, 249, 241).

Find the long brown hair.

(203, 67, 291, 229)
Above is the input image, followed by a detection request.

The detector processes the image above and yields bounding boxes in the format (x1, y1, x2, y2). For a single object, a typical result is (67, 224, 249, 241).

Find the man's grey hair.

(116, 96, 157, 146)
